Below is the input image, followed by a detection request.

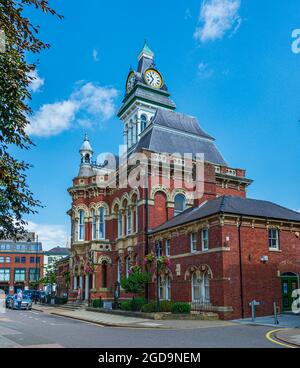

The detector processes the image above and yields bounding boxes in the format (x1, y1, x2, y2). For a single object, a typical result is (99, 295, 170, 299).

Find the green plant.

(171, 302, 191, 314)
(140, 302, 157, 313)
(120, 301, 132, 311)
(160, 300, 173, 312)
(157, 256, 171, 269)
(92, 298, 103, 308)
(131, 297, 146, 311)
(121, 270, 151, 295)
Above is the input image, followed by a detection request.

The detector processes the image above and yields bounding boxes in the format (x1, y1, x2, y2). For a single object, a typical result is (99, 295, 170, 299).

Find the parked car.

(23, 290, 45, 302)
(8, 294, 32, 310)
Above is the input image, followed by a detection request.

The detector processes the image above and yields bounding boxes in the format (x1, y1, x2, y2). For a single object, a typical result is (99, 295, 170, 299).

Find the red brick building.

(0, 233, 44, 294)
(67, 44, 300, 319)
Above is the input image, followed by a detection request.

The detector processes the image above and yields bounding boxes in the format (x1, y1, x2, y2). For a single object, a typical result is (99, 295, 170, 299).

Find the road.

(0, 309, 283, 348)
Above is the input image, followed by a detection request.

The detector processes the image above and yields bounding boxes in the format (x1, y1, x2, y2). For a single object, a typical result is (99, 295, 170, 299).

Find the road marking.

(265, 329, 297, 348)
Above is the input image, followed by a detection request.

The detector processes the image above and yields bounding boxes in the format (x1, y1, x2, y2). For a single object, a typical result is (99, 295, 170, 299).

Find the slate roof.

(78, 164, 95, 177)
(133, 109, 227, 166)
(152, 109, 214, 139)
(80, 133, 93, 153)
(46, 247, 71, 255)
(150, 196, 300, 234)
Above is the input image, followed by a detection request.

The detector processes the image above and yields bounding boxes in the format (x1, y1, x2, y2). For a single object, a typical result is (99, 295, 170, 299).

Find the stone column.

(73, 276, 77, 291)
(85, 274, 89, 300)
(92, 273, 96, 289)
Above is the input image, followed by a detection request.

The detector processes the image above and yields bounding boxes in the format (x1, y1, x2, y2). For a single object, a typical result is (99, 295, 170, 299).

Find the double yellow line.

(265, 329, 297, 348)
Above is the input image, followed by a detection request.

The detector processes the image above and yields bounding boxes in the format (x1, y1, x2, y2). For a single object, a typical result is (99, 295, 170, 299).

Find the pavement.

(272, 329, 300, 347)
(31, 304, 232, 330)
(233, 313, 300, 328)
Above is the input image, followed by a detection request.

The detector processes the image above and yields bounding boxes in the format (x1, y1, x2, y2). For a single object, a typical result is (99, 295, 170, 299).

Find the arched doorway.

(281, 272, 299, 311)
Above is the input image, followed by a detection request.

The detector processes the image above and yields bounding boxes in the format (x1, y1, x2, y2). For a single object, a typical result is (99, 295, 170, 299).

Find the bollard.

(251, 301, 256, 322)
(249, 300, 260, 322)
(273, 302, 279, 325)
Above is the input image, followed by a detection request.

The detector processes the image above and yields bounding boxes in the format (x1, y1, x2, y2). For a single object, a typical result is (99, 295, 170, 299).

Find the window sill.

(269, 248, 282, 252)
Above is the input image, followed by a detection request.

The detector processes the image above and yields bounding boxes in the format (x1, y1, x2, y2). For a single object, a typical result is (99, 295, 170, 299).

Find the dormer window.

(174, 194, 186, 216)
(141, 115, 147, 131)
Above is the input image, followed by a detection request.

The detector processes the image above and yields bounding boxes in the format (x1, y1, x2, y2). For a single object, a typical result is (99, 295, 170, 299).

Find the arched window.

(125, 257, 131, 278)
(128, 122, 132, 147)
(174, 194, 186, 216)
(159, 276, 171, 301)
(102, 261, 107, 288)
(130, 119, 134, 146)
(126, 207, 132, 235)
(125, 124, 128, 147)
(141, 115, 147, 131)
(99, 207, 106, 239)
(91, 209, 96, 240)
(192, 272, 210, 303)
(118, 210, 122, 238)
(78, 210, 85, 241)
(135, 115, 139, 141)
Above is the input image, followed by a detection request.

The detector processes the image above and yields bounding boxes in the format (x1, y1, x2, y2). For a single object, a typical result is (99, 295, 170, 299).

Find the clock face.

(144, 69, 163, 89)
(126, 72, 136, 93)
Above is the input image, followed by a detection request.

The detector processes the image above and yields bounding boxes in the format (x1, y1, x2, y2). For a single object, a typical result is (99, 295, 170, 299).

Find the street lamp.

(155, 241, 160, 312)
(35, 234, 39, 303)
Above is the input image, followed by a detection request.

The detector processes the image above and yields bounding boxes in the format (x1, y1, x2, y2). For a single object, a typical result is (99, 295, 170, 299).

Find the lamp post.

(155, 241, 160, 312)
(34, 234, 39, 304)
(35, 235, 39, 290)
(144, 162, 150, 303)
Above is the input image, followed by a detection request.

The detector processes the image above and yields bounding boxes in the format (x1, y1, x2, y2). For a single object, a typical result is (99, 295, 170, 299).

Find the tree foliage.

(0, 1, 62, 239)
(40, 263, 57, 286)
(121, 268, 151, 295)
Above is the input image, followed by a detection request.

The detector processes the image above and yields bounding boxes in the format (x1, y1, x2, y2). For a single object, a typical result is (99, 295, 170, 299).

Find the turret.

(78, 133, 94, 177)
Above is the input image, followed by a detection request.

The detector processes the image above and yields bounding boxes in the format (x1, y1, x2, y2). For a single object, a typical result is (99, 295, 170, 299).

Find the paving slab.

(32, 304, 233, 330)
(274, 329, 300, 347)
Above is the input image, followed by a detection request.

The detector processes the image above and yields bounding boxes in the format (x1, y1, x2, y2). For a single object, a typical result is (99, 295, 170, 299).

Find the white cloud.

(27, 82, 118, 137)
(194, 0, 241, 43)
(92, 48, 99, 62)
(28, 69, 45, 92)
(26, 221, 69, 251)
(74, 82, 118, 120)
(197, 62, 214, 79)
(27, 100, 78, 137)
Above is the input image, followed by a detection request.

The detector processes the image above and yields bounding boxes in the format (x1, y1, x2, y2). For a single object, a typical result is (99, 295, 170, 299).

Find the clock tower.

(117, 42, 176, 152)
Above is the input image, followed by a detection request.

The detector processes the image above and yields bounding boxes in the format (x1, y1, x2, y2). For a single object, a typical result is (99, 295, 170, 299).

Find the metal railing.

(190, 299, 214, 313)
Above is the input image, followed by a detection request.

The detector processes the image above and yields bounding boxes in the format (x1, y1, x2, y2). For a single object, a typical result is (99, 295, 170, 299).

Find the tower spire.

(138, 40, 154, 61)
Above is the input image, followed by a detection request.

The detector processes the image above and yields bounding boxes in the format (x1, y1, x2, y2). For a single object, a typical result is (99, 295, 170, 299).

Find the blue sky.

(19, 0, 300, 249)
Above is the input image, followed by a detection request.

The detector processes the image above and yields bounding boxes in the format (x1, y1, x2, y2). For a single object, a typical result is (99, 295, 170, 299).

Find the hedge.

(92, 298, 103, 308)
(171, 302, 191, 314)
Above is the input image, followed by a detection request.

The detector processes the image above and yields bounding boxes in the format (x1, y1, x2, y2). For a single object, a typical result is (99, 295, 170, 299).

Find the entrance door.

(281, 273, 299, 311)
